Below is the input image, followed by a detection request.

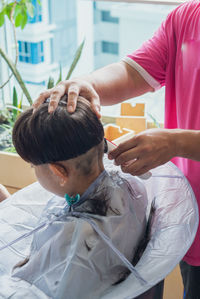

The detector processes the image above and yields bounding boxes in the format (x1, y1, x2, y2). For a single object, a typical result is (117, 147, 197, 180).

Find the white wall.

(74, 0, 94, 76)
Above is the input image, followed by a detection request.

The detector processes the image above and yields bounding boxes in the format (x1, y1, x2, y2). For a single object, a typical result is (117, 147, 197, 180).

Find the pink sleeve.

(124, 1, 195, 88)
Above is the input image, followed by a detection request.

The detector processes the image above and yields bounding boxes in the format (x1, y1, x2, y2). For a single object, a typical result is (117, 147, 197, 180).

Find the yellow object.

(121, 103, 145, 116)
(0, 152, 36, 194)
(164, 265, 183, 299)
(104, 124, 135, 145)
(116, 116, 146, 134)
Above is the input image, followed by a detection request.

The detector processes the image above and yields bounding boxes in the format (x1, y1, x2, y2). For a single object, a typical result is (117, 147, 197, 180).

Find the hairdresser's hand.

(33, 79, 101, 118)
(108, 129, 177, 176)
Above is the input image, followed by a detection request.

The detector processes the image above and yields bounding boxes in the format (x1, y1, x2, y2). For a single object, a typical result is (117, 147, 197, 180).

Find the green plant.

(0, 109, 10, 124)
(0, 0, 41, 29)
(0, 1, 85, 152)
(147, 112, 160, 128)
(0, 0, 41, 104)
(0, 0, 34, 151)
(0, 86, 24, 151)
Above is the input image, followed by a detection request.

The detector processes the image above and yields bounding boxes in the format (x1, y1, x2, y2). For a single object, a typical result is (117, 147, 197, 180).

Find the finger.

(134, 167, 152, 176)
(67, 84, 80, 113)
(79, 85, 101, 119)
(108, 137, 138, 160)
(130, 165, 152, 176)
(33, 89, 52, 110)
(121, 159, 149, 176)
(113, 148, 139, 166)
(90, 93, 101, 119)
(48, 84, 66, 113)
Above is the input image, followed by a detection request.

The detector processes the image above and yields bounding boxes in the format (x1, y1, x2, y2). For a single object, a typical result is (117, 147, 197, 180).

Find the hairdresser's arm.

(33, 61, 153, 117)
(109, 128, 200, 176)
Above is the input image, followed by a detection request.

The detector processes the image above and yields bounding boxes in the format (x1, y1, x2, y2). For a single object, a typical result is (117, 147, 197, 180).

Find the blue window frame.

(101, 41, 119, 55)
(18, 41, 44, 64)
(101, 10, 119, 24)
(28, 0, 42, 23)
(25, 80, 46, 86)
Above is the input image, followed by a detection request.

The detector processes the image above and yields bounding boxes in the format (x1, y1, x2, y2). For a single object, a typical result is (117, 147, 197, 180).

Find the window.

(18, 41, 31, 63)
(18, 41, 44, 64)
(101, 10, 119, 23)
(102, 41, 119, 54)
(28, 0, 42, 23)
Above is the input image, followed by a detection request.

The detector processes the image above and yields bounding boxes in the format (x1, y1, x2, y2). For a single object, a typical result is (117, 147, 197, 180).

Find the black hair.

(12, 96, 104, 165)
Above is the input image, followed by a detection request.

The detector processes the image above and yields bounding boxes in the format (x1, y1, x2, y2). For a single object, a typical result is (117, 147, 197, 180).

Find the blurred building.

(92, 1, 174, 69)
(16, 0, 77, 86)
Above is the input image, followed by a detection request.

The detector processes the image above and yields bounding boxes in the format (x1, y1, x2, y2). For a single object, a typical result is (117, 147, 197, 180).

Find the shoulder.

(166, 1, 200, 26)
(157, 1, 200, 46)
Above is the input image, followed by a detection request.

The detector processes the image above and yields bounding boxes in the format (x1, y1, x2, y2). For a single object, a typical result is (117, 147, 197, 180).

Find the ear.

(49, 163, 68, 186)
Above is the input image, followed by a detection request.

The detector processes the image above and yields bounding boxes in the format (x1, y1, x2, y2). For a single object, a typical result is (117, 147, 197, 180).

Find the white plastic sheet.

(0, 159, 198, 299)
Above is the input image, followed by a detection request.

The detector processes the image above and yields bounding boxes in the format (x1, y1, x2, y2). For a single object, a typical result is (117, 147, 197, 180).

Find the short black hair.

(12, 96, 104, 165)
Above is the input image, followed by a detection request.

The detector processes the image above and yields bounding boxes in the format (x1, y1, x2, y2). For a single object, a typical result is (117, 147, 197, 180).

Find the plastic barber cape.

(0, 157, 198, 299)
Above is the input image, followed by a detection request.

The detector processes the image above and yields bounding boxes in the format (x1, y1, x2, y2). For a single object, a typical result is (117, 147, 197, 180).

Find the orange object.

(104, 124, 135, 145)
(116, 116, 146, 134)
(120, 103, 145, 116)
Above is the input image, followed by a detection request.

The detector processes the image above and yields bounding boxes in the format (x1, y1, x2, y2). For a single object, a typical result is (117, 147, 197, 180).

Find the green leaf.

(25, 2, 34, 18)
(17, 104, 22, 117)
(147, 113, 160, 128)
(21, 13, 28, 29)
(47, 76, 55, 89)
(14, 4, 22, 19)
(12, 86, 18, 107)
(65, 39, 85, 80)
(36, 0, 41, 5)
(12, 86, 18, 120)
(15, 13, 23, 27)
(18, 93, 23, 110)
(4, 146, 16, 153)
(0, 12, 5, 27)
(16, 94, 23, 117)
(6, 6, 13, 20)
(56, 64, 62, 85)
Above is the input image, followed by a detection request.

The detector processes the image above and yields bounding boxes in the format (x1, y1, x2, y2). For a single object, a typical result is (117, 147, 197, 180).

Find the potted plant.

(0, 0, 84, 193)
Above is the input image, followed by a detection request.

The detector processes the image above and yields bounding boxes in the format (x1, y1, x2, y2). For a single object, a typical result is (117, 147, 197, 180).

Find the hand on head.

(33, 79, 101, 119)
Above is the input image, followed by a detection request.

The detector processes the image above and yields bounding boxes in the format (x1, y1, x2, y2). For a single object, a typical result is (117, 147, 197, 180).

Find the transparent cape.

(0, 157, 198, 299)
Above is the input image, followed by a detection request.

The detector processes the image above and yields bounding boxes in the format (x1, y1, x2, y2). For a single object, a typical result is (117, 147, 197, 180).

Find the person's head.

(12, 96, 105, 197)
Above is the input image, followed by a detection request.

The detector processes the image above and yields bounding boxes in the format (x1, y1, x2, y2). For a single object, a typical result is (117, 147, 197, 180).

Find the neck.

(71, 162, 105, 197)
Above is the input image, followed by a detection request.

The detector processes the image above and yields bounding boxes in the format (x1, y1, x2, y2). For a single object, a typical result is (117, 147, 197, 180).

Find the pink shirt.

(124, 1, 200, 266)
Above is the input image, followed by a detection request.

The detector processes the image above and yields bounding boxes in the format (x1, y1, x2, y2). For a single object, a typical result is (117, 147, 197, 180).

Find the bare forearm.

(173, 129, 200, 161)
(84, 61, 154, 106)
